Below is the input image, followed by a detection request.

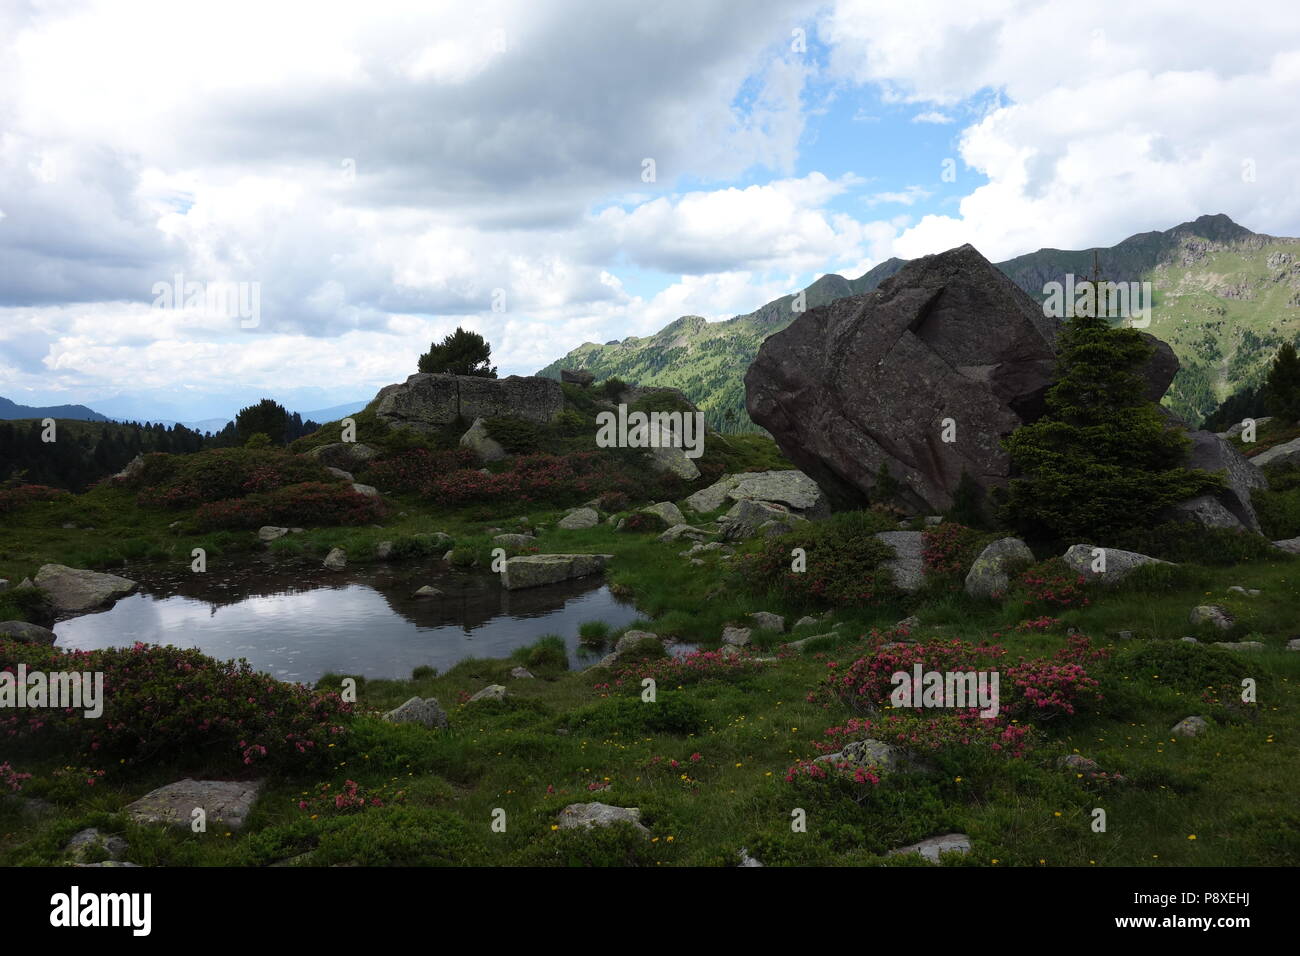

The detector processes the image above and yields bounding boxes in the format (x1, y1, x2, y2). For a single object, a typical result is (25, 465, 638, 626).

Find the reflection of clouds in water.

(57, 577, 639, 685)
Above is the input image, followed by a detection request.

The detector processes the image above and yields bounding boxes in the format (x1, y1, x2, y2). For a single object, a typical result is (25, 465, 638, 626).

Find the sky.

(2, 0, 1299, 421)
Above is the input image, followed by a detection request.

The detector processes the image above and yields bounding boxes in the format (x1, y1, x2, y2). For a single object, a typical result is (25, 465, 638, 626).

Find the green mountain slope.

(538, 215, 1300, 428)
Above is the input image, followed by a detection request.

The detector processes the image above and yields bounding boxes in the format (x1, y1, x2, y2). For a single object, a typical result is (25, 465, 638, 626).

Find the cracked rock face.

(745, 244, 1178, 513)
(374, 373, 565, 432)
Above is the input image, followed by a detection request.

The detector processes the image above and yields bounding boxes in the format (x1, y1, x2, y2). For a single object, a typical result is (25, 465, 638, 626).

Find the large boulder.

(383, 696, 449, 729)
(1061, 544, 1170, 584)
(746, 244, 1177, 512)
(558, 802, 651, 837)
(718, 498, 804, 541)
(374, 373, 564, 432)
(727, 470, 830, 518)
(459, 417, 506, 462)
(1252, 436, 1300, 469)
(1168, 430, 1268, 532)
(873, 531, 926, 592)
(501, 554, 613, 590)
(33, 564, 137, 614)
(0, 621, 58, 645)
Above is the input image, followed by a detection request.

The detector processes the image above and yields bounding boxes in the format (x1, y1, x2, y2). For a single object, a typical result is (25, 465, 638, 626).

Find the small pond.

(53, 558, 649, 684)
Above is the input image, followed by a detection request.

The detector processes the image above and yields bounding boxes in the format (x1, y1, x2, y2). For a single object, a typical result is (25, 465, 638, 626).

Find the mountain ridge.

(538, 215, 1300, 428)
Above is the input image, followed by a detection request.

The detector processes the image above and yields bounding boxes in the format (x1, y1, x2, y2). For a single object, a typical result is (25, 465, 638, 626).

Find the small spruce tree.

(418, 327, 498, 378)
(1000, 273, 1221, 540)
(1263, 341, 1300, 422)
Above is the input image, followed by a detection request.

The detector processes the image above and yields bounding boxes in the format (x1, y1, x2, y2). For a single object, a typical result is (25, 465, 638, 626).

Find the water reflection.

(54, 558, 641, 684)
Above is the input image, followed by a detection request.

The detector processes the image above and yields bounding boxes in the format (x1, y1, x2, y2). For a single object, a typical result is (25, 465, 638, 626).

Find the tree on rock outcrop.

(418, 327, 498, 378)
(999, 294, 1221, 540)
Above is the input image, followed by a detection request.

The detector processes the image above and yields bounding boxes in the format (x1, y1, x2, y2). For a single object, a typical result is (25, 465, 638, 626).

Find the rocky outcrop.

(1252, 436, 1300, 469)
(746, 244, 1188, 513)
(561, 369, 595, 387)
(1167, 430, 1268, 532)
(874, 531, 926, 592)
(307, 442, 379, 471)
(718, 498, 805, 541)
(685, 470, 828, 516)
(33, 564, 137, 615)
(374, 373, 564, 432)
(501, 554, 613, 590)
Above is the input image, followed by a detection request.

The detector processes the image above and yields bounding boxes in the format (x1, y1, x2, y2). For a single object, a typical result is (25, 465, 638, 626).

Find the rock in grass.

(0, 621, 57, 645)
(65, 828, 129, 863)
(738, 848, 764, 867)
(748, 612, 785, 633)
(887, 833, 972, 863)
(459, 417, 507, 462)
(557, 802, 651, 837)
(125, 779, 263, 832)
(964, 537, 1033, 599)
(383, 696, 448, 729)
(1061, 544, 1170, 584)
(323, 548, 347, 570)
(614, 630, 661, 655)
(33, 564, 137, 614)
(815, 738, 905, 772)
(1211, 641, 1265, 651)
(793, 615, 819, 629)
(375, 540, 394, 560)
(722, 626, 752, 646)
(509, 667, 535, 679)
(351, 482, 379, 498)
(468, 684, 507, 703)
(642, 501, 686, 527)
(1188, 604, 1234, 631)
(1227, 585, 1261, 596)
(1171, 716, 1209, 738)
(492, 533, 537, 549)
(258, 526, 290, 541)
(1058, 754, 1100, 773)
(1286, 638, 1300, 652)
(1273, 537, 1300, 554)
(558, 507, 600, 530)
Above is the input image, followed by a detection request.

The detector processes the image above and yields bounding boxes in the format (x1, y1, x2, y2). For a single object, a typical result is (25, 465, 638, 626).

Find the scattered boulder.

(459, 417, 507, 462)
(1189, 605, 1234, 631)
(560, 369, 595, 387)
(325, 465, 355, 481)
(614, 630, 661, 655)
(558, 507, 600, 530)
(1287, 638, 1300, 652)
(748, 612, 785, 633)
(557, 802, 651, 838)
(492, 533, 537, 549)
(307, 442, 379, 471)
(642, 501, 686, 527)
(259, 526, 290, 542)
(509, 666, 535, 679)
(350, 482, 379, 498)
(642, 421, 701, 481)
(383, 696, 448, 729)
(501, 554, 613, 590)
(1170, 716, 1209, 738)
(468, 684, 507, 703)
(374, 541, 393, 560)
(1058, 754, 1101, 774)
(1211, 641, 1265, 651)
(873, 531, 926, 592)
(1252, 435, 1300, 469)
(727, 471, 830, 518)
(373, 373, 564, 432)
(412, 585, 444, 599)
(0, 621, 57, 645)
(738, 848, 764, 867)
(659, 524, 711, 543)
(895, 615, 920, 631)
(783, 633, 832, 652)
(719, 498, 804, 541)
(416, 531, 454, 548)
(1061, 544, 1170, 584)
(793, 615, 819, 630)
(323, 548, 347, 571)
(32, 564, 137, 614)
(65, 828, 129, 863)
(1227, 585, 1261, 596)
(125, 779, 263, 832)
(721, 626, 752, 646)
(964, 537, 1033, 599)
(887, 833, 972, 864)
(815, 738, 905, 773)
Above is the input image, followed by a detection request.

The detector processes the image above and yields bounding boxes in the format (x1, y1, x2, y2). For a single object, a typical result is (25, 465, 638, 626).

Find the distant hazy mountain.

(539, 214, 1300, 427)
(0, 396, 110, 422)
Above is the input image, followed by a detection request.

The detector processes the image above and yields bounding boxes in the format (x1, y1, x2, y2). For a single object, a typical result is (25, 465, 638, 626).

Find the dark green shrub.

(562, 694, 704, 736)
(520, 821, 660, 867)
(1111, 641, 1248, 693)
(743, 510, 901, 608)
(484, 417, 545, 454)
(1109, 521, 1287, 565)
(512, 635, 568, 671)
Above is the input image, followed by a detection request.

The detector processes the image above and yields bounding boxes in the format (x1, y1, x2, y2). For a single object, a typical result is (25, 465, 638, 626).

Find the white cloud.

(912, 111, 953, 124)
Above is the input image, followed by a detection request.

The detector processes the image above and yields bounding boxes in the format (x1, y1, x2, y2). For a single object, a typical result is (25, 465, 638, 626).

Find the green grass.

(3, 477, 1299, 868)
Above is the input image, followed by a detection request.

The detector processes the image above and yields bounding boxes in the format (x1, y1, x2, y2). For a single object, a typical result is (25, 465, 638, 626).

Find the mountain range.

(538, 214, 1300, 428)
(0, 397, 369, 433)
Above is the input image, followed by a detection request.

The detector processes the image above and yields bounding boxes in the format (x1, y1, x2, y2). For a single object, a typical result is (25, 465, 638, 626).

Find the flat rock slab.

(501, 554, 612, 590)
(34, 564, 137, 614)
(558, 507, 600, 530)
(558, 802, 651, 837)
(125, 779, 263, 832)
(727, 470, 829, 516)
(888, 832, 972, 864)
